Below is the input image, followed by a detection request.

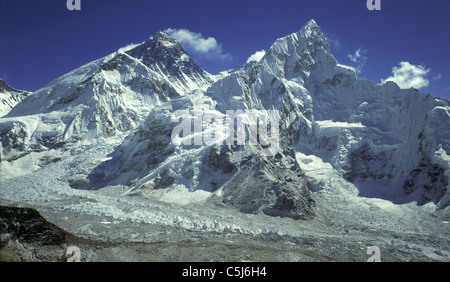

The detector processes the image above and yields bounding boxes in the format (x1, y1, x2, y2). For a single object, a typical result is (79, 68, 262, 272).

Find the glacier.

(1, 19, 449, 261)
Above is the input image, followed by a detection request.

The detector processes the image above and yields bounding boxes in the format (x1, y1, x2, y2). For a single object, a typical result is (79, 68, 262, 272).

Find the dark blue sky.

(1, 0, 449, 99)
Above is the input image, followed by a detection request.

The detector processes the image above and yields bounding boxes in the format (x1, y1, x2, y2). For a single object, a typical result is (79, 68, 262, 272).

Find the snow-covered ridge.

(0, 78, 30, 118)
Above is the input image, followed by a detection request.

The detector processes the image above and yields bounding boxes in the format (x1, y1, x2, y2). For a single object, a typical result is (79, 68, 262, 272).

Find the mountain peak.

(267, 19, 327, 53)
(297, 19, 325, 41)
(125, 31, 213, 94)
(149, 31, 177, 46)
(305, 19, 319, 28)
(127, 31, 191, 65)
(243, 19, 356, 89)
(151, 31, 171, 40)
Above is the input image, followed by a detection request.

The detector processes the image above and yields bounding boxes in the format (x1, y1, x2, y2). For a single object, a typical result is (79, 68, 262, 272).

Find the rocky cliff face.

(0, 206, 73, 261)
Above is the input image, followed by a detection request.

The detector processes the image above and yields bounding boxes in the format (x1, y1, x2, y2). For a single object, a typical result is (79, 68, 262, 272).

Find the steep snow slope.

(0, 79, 30, 118)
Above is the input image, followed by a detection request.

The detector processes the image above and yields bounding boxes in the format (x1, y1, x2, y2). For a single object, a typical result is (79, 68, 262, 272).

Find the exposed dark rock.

(0, 206, 71, 247)
(402, 157, 448, 207)
(344, 143, 397, 182)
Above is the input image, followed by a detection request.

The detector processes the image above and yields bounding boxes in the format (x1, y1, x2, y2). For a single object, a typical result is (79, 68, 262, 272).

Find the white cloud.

(347, 48, 368, 72)
(163, 28, 232, 62)
(432, 73, 442, 81)
(382, 61, 431, 89)
(246, 50, 266, 64)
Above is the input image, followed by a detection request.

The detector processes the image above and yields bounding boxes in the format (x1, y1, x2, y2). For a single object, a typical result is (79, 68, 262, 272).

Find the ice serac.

(0, 79, 30, 118)
(0, 33, 214, 162)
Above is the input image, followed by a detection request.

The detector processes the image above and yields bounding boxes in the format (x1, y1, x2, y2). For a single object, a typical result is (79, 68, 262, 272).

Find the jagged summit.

(257, 19, 341, 85)
(301, 19, 322, 34)
(152, 31, 172, 39)
(297, 19, 330, 48)
(269, 19, 329, 51)
(126, 31, 214, 93)
(128, 31, 183, 61)
(129, 30, 210, 66)
(305, 18, 318, 26)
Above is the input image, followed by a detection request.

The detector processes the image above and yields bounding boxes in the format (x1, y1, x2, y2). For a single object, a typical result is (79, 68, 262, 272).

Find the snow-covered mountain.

(0, 79, 30, 118)
(1, 19, 449, 221)
(85, 20, 449, 217)
(212, 20, 449, 209)
(0, 32, 214, 161)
